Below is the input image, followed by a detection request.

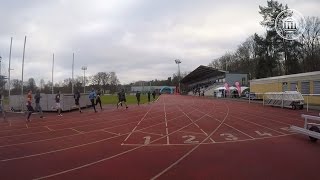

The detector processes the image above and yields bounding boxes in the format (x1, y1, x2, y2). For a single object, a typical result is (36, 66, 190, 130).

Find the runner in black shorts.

(117, 89, 128, 109)
(74, 90, 82, 113)
(96, 90, 102, 111)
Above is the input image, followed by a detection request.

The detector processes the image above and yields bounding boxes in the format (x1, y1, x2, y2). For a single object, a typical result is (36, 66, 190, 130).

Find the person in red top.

(26, 90, 34, 122)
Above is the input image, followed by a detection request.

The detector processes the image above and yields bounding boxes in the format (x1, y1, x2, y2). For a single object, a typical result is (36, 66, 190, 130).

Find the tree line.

(5, 71, 120, 95)
(209, 0, 320, 79)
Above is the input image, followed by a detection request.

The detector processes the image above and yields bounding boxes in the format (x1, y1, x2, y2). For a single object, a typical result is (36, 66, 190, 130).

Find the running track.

(0, 95, 319, 180)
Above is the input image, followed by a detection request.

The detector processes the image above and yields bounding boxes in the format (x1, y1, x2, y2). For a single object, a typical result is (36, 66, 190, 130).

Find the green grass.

(100, 95, 155, 105)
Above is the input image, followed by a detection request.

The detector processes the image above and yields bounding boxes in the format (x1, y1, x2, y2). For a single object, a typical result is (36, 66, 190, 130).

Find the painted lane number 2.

(143, 136, 151, 145)
(182, 135, 199, 144)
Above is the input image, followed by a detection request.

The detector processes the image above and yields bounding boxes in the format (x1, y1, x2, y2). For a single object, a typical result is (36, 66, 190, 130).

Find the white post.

(81, 66, 87, 93)
(281, 93, 284, 108)
(72, 53, 74, 94)
(21, 36, 27, 111)
(52, 53, 54, 94)
(307, 96, 309, 112)
(8, 37, 13, 106)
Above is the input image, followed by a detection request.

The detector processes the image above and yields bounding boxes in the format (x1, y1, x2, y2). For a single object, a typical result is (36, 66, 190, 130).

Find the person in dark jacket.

(26, 90, 34, 122)
(136, 91, 141, 106)
(34, 90, 44, 118)
(117, 89, 128, 109)
(117, 92, 122, 107)
(89, 89, 97, 113)
(0, 94, 6, 122)
(152, 90, 156, 102)
(147, 91, 151, 104)
(74, 90, 82, 113)
(55, 91, 62, 116)
(96, 90, 102, 111)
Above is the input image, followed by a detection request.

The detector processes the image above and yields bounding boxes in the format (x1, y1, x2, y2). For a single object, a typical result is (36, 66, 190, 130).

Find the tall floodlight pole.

(175, 59, 181, 94)
(21, 36, 27, 106)
(52, 53, 54, 94)
(81, 66, 87, 93)
(8, 37, 13, 105)
(72, 53, 74, 94)
(0, 55, 2, 78)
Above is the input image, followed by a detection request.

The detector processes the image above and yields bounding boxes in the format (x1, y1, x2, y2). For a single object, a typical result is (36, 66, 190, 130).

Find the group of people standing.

(135, 90, 157, 106)
(24, 88, 103, 122)
(2, 88, 158, 123)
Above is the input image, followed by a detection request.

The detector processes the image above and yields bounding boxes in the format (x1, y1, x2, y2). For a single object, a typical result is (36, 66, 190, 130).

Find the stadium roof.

(181, 65, 227, 84)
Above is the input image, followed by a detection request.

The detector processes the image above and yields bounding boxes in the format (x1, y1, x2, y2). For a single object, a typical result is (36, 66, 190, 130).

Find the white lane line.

(178, 130, 207, 136)
(123, 106, 153, 142)
(225, 113, 286, 135)
(45, 126, 54, 131)
(122, 133, 297, 146)
(136, 130, 163, 136)
(193, 108, 255, 139)
(69, 128, 83, 134)
(25, 124, 28, 128)
(200, 129, 208, 136)
(1, 134, 127, 162)
(101, 130, 120, 136)
(151, 102, 230, 180)
(0, 113, 164, 140)
(34, 113, 209, 180)
(164, 101, 169, 145)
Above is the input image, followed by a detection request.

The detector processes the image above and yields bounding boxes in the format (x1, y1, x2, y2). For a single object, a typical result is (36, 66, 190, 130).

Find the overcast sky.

(0, 0, 319, 85)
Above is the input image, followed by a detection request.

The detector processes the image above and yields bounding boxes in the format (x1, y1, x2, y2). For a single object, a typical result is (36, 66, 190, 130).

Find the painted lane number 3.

(220, 133, 238, 141)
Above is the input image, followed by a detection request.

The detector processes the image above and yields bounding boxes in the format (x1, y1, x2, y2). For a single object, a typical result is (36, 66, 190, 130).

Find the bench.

(290, 114, 320, 142)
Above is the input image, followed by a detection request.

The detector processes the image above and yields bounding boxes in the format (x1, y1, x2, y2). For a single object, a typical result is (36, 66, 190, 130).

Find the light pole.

(81, 66, 87, 93)
(174, 59, 181, 94)
(8, 37, 13, 105)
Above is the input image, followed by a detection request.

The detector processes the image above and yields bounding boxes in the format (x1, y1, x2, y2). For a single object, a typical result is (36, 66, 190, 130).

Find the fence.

(9, 93, 91, 112)
(247, 92, 320, 112)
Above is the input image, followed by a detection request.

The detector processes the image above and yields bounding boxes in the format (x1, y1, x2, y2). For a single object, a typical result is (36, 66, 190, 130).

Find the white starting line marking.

(69, 128, 83, 134)
(101, 129, 121, 136)
(123, 106, 153, 142)
(45, 126, 54, 131)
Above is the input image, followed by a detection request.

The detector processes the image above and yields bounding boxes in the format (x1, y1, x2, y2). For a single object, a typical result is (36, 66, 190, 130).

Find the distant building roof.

(250, 71, 320, 84)
(181, 65, 227, 84)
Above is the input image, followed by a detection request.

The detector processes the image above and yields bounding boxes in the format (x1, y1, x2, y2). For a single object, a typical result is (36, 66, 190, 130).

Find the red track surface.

(0, 95, 319, 180)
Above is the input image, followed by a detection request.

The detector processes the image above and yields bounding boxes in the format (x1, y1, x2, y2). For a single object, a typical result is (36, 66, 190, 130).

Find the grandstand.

(181, 65, 248, 97)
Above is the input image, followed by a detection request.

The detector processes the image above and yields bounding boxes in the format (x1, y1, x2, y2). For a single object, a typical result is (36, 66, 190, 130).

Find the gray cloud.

(0, 0, 319, 85)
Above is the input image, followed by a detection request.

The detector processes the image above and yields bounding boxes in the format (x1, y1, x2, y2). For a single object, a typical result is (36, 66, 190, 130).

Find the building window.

(290, 82, 297, 91)
(314, 81, 320, 94)
(301, 81, 310, 94)
(241, 77, 246, 86)
(282, 82, 288, 92)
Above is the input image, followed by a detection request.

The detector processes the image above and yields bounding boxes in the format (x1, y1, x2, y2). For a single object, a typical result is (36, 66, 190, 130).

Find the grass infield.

(100, 94, 156, 105)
